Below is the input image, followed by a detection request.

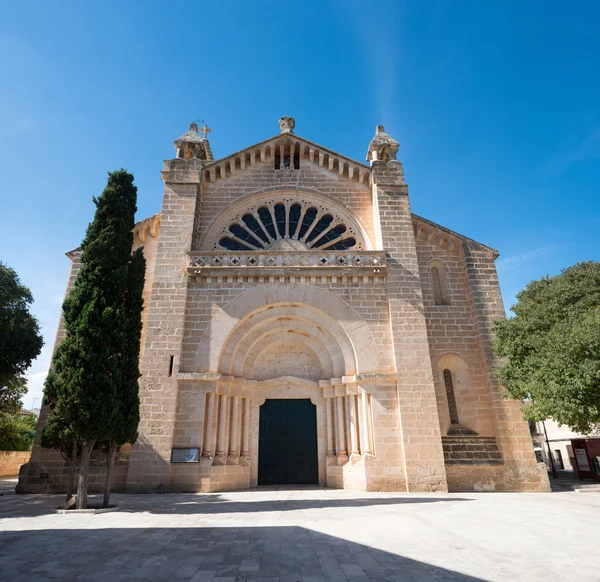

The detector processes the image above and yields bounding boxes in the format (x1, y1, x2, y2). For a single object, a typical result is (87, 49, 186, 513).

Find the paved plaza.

(1, 479, 599, 582)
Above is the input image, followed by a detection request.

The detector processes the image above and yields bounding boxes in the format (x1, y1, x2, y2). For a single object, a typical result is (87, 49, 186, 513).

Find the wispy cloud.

(497, 246, 552, 274)
(338, 1, 401, 123)
(542, 128, 600, 177)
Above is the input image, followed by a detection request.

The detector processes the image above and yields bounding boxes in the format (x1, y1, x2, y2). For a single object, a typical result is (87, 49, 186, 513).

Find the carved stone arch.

(198, 188, 373, 251)
(222, 313, 344, 379)
(219, 305, 355, 379)
(193, 284, 382, 375)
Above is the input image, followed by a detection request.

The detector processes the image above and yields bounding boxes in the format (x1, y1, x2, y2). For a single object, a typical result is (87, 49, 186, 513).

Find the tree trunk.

(76, 440, 94, 509)
(103, 441, 118, 508)
(66, 439, 78, 502)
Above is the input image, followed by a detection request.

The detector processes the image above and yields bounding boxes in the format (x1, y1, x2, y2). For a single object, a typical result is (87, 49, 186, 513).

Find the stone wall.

(127, 159, 203, 492)
(461, 240, 549, 491)
(373, 162, 447, 493)
(0, 451, 30, 477)
(415, 226, 495, 437)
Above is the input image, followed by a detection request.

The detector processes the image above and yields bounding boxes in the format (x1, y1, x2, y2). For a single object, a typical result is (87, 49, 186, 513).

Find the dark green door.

(258, 399, 318, 485)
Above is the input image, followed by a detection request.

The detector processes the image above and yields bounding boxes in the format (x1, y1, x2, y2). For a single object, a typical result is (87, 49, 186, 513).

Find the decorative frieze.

(187, 251, 387, 283)
(177, 372, 397, 387)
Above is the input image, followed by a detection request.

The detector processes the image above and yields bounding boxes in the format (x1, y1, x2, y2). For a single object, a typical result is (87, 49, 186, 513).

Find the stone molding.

(177, 372, 397, 388)
(187, 251, 387, 281)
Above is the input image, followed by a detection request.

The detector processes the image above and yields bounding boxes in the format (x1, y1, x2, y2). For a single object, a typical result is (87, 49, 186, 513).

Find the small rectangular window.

(168, 355, 174, 377)
(171, 448, 200, 463)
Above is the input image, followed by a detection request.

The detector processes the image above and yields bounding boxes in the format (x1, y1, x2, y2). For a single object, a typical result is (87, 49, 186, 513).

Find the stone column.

(240, 397, 251, 465)
(347, 395, 360, 461)
(127, 158, 204, 492)
(372, 160, 447, 492)
(214, 395, 229, 465)
(359, 390, 373, 456)
(335, 396, 348, 464)
(325, 398, 335, 461)
(228, 396, 240, 465)
(201, 392, 216, 461)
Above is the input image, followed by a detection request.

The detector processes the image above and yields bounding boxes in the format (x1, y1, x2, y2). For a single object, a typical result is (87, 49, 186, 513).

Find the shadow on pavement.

(0, 489, 471, 519)
(126, 494, 472, 515)
(0, 524, 486, 582)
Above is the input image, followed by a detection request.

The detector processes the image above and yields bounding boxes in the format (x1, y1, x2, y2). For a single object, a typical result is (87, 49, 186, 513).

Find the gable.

(201, 134, 371, 187)
(412, 214, 499, 258)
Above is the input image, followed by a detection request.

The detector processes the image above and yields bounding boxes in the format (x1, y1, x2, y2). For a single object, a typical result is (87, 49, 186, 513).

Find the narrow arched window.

(443, 369, 459, 425)
(432, 267, 444, 305)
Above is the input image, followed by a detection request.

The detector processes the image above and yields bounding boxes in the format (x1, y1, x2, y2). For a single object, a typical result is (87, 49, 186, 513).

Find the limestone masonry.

(18, 119, 550, 493)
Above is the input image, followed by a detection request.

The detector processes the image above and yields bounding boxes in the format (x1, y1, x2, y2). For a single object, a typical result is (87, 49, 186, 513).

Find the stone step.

(445, 459, 504, 466)
(443, 438, 498, 446)
(443, 444, 498, 453)
(575, 484, 600, 493)
(441, 435, 503, 465)
(444, 451, 502, 461)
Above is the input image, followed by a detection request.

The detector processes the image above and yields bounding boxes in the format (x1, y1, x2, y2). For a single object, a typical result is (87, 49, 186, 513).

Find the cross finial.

(196, 119, 211, 140)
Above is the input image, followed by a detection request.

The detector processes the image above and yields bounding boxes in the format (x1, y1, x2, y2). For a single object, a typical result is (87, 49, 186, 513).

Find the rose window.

(217, 202, 359, 251)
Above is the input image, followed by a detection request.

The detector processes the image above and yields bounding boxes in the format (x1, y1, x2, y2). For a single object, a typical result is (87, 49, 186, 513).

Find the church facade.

(19, 117, 550, 493)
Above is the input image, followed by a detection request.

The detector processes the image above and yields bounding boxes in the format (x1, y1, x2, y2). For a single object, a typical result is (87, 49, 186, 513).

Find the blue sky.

(1, 1, 599, 409)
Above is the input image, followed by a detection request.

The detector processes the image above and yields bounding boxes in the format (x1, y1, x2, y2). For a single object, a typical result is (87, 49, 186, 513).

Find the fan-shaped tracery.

(215, 199, 362, 251)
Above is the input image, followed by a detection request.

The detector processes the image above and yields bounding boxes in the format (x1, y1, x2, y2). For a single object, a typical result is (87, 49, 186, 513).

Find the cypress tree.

(47, 170, 142, 509)
(102, 246, 145, 507)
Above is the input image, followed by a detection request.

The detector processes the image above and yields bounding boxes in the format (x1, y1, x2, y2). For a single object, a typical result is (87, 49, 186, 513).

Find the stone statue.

(174, 122, 214, 161)
(279, 116, 295, 134)
(366, 125, 399, 164)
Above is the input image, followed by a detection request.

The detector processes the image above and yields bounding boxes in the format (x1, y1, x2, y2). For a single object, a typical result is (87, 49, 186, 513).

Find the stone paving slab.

(0, 481, 599, 581)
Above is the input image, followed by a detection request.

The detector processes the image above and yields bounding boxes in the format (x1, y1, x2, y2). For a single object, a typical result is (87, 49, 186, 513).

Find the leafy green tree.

(494, 261, 600, 434)
(46, 170, 143, 509)
(0, 263, 43, 413)
(0, 412, 37, 451)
